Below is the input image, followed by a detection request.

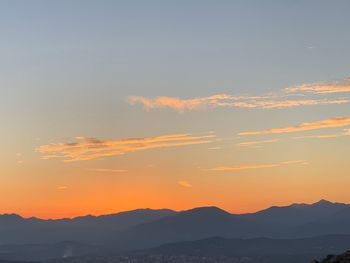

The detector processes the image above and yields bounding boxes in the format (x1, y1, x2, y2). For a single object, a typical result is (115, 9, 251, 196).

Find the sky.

(1, 0, 350, 219)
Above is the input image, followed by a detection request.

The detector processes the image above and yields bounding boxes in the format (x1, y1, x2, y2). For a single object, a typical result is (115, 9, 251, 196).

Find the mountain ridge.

(2, 199, 350, 261)
(1, 199, 347, 221)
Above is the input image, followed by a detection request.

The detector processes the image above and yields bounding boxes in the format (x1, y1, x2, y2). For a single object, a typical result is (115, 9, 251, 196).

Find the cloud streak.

(57, 186, 68, 190)
(292, 128, 350, 139)
(219, 98, 348, 109)
(128, 94, 348, 112)
(239, 117, 350, 136)
(237, 138, 280, 147)
(287, 81, 350, 94)
(128, 94, 266, 112)
(178, 181, 193, 188)
(293, 134, 340, 140)
(37, 133, 216, 162)
(209, 160, 307, 171)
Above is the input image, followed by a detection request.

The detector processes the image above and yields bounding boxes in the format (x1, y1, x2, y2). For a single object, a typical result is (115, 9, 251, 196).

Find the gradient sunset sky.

(2, 0, 350, 219)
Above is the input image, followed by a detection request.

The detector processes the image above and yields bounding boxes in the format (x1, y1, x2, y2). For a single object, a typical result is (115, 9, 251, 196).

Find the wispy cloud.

(209, 164, 279, 171)
(293, 134, 340, 140)
(128, 94, 266, 112)
(37, 133, 216, 162)
(209, 160, 307, 171)
(287, 80, 350, 94)
(239, 117, 350, 136)
(178, 180, 193, 188)
(128, 94, 348, 112)
(220, 98, 348, 109)
(237, 138, 280, 147)
(57, 186, 68, 190)
(280, 160, 309, 165)
(292, 128, 350, 140)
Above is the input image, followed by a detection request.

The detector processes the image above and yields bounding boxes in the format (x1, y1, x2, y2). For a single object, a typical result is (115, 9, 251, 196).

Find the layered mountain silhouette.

(138, 235, 350, 257)
(108, 206, 279, 251)
(242, 199, 349, 225)
(0, 209, 175, 245)
(1, 200, 350, 261)
(107, 200, 350, 251)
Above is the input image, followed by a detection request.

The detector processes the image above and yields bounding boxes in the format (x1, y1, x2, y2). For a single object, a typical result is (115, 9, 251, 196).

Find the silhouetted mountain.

(0, 209, 176, 245)
(243, 199, 350, 225)
(107, 200, 350, 251)
(293, 206, 350, 237)
(2, 200, 350, 260)
(108, 206, 280, 251)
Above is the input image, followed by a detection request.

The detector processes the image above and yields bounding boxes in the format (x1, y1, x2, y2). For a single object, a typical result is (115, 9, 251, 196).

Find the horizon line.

(0, 198, 345, 220)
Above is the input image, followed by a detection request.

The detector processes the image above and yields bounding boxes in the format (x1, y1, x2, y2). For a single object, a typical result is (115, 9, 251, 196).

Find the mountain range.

(2, 200, 350, 261)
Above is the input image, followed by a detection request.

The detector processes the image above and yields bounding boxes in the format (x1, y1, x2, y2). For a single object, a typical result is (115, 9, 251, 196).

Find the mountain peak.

(313, 199, 334, 206)
(0, 213, 23, 220)
(182, 206, 231, 217)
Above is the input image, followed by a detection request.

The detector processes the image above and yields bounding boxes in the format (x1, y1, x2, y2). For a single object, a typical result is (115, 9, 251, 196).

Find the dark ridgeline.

(0, 208, 176, 244)
(1, 200, 350, 262)
(107, 200, 350, 251)
(310, 250, 350, 263)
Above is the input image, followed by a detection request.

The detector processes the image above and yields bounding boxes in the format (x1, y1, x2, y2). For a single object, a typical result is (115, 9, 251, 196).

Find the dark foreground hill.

(311, 250, 350, 263)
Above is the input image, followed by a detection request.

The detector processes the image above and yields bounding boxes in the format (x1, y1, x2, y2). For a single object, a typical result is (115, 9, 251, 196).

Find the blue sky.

(1, 1, 350, 218)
